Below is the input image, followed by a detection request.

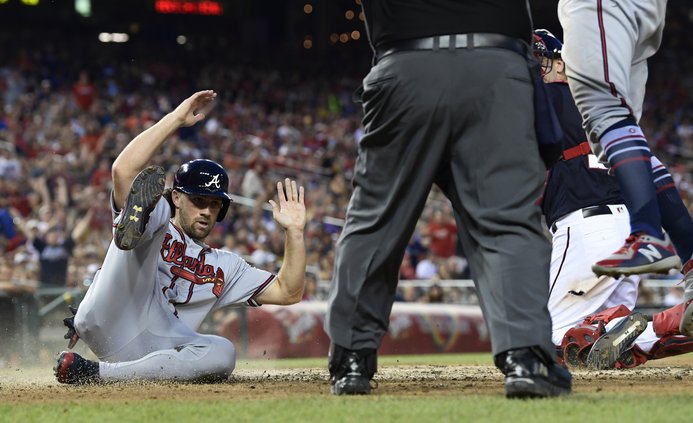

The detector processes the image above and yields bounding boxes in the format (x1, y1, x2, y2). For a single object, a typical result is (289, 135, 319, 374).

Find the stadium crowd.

(1, 7, 692, 311)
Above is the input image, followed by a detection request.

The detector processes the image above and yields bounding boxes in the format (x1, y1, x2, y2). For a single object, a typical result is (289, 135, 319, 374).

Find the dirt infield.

(1, 355, 691, 403)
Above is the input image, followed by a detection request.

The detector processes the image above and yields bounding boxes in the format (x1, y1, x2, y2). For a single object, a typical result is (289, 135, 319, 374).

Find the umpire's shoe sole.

(586, 313, 648, 370)
(331, 375, 372, 395)
(505, 377, 570, 399)
(114, 166, 166, 250)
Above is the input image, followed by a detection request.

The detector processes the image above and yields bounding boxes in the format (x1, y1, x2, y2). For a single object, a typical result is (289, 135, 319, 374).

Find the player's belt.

(550, 205, 613, 233)
(375, 33, 528, 62)
(561, 141, 591, 160)
(581, 204, 613, 218)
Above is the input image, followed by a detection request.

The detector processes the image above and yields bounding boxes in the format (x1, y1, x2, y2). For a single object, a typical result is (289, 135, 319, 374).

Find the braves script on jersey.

(132, 198, 276, 330)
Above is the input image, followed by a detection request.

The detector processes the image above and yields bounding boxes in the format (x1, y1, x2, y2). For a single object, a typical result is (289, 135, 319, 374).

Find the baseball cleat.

(592, 232, 681, 277)
(54, 351, 100, 384)
(502, 347, 572, 399)
(329, 348, 375, 395)
(585, 313, 648, 370)
(114, 166, 166, 250)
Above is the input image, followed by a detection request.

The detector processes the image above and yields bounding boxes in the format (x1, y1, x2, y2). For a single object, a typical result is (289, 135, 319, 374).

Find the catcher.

(533, 29, 693, 370)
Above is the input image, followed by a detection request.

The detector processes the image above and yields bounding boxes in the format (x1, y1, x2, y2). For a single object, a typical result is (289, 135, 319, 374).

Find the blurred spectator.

(89, 157, 112, 191)
(0, 142, 22, 181)
(241, 160, 265, 200)
(72, 70, 96, 111)
(415, 251, 438, 280)
(636, 284, 657, 306)
(395, 283, 422, 302)
(426, 284, 445, 304)
(425, 209, 458, 258)
(0, 14, 689, 309)
(0, 207, 24, 253)
(399, 251, 416, 280)
(18, 209, 92, 288)
(438, 256, 470, 280)
(302, 272, 320, 301)
(662, 286, 684, 307)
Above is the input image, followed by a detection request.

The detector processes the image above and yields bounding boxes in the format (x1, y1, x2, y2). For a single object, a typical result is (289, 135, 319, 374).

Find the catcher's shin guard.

(613, 345, 650, 369)
(559, 305, 632, 368)
(648, 334, 693, 360)
(653, 302, 689, 337)
(586, 312, 648, 370)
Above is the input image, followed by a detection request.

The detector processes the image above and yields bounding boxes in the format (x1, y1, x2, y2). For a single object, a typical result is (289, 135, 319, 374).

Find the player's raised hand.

(269, 178, 306, 233)
(171, 90, 217, 127)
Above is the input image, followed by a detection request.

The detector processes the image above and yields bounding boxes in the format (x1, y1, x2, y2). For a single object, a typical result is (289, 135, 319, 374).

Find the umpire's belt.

(550, 205, 613, 233)
(375, 33, 528, 62)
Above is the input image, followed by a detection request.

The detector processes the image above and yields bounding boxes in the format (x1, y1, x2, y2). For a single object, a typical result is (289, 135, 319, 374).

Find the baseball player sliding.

(54, 90, 307, 384)
(534, 30, 693, 370)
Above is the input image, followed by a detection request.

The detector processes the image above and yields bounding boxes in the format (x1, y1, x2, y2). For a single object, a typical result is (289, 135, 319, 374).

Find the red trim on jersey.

(655, 183, 676, 194)
(246, 274, 276, 306)
(596, 0, 633, 115)
(610, 156, 651, 171)
(171, 223, 187, 243)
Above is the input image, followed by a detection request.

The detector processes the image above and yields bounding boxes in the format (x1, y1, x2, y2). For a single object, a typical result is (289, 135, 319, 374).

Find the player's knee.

(209, 336, 236, 376)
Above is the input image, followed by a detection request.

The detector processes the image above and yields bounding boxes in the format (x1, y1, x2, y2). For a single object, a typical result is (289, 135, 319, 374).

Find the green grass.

(2, 393, 692, 423)
(2, 353, 692, 423)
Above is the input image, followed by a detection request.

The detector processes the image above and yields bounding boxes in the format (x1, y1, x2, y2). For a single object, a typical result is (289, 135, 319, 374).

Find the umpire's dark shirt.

(541, 82, 624, 228)
(362, 0, 532, 47)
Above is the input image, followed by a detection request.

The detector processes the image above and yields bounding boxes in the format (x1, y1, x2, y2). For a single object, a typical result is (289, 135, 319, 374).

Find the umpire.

(325, 0, 572, 398)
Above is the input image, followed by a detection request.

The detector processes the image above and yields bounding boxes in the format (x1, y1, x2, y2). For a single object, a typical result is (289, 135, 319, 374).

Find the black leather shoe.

(328, 345, 376, 395)
(498, 347, 572, 399)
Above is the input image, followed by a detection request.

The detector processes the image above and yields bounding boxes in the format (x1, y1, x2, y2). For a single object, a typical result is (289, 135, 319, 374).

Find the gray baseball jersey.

(73, 197, 275, 380)
(558, 0, 667, 161)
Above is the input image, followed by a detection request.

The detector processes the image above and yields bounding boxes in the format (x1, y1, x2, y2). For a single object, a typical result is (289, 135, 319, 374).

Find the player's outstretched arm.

(111, 90, 217, 209)
(255, 178, 307, 305)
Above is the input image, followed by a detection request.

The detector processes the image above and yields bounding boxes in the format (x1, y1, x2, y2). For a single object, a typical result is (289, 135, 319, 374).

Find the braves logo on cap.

(203, 174, 221, 189)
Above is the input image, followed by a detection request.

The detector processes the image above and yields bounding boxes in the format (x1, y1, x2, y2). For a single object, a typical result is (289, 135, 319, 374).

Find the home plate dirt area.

(1, 356, 692, 404)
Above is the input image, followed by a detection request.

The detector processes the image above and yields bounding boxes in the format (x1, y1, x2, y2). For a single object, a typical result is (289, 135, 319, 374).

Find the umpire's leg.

(444, 47, 555, 358)
(325, 51, 451, 350)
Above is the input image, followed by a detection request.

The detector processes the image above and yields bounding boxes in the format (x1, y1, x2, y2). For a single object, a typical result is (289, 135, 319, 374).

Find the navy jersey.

(541, 82, 624, 228)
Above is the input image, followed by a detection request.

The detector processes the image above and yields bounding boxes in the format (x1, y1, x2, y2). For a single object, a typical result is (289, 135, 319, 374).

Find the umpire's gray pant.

(325, 46, 556, 359)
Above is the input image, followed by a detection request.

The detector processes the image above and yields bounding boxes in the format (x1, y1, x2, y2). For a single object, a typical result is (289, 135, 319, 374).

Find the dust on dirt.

(1, 356, 691, 404)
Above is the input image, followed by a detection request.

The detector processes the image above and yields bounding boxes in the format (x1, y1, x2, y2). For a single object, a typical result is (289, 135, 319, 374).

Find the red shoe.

(54, 351, 100, 384)
(592, 232, 681, 277)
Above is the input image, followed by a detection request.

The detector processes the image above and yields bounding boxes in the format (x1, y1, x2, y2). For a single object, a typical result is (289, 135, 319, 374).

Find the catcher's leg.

(559, 305, 632, 368)
(586, 312, 648, 369)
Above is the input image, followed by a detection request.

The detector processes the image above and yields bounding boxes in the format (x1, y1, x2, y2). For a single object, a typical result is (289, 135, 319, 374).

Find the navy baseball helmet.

(532, 29, 563, 76)
(532, 29, 563, 58)
(173, 159, 232, 221)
